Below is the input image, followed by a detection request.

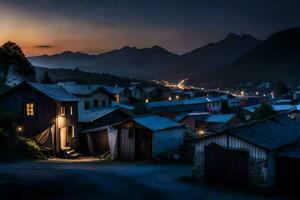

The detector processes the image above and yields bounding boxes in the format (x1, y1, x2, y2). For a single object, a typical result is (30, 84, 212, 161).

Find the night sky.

(0, 0, 299, 56)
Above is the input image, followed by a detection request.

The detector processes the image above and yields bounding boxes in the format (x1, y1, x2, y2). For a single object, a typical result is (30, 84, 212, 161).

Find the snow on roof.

(133, 115, 183, 131)
(205, 114, 236, 123)
(28, 82, 78, 102)
(79, 107, 119, 123)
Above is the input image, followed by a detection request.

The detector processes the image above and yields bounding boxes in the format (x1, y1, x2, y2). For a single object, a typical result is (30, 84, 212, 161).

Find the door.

(60, 127, 69, 149)
(135, 129, 152, 160)
(205, 145, 249, 188)
(118, 128, 135, 161)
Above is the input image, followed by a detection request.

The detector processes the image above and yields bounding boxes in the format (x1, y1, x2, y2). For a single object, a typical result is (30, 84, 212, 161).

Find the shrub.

(251, 104, 277, 120)
(133, 102, 150, 115)
(17, 137, 46, 160)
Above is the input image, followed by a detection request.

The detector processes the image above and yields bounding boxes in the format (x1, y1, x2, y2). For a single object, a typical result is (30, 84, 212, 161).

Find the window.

(24, 103, 35, 116)
(94, 100, 99, 107)
(102, 100, 106, 107)
(84, 101, 90, 110)
(70, 106, 73, 115)
(60, 106, 65, 116)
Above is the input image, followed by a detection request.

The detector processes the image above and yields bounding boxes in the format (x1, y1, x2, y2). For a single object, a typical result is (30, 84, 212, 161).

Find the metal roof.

(103, 86, 125, 95)
(28, 82, 78, 102)
(79, 107, 119, 123)
(230, 115, 300, 150)
(61, 84, 114, 98)
(148, 96, 223, 108)
(133, 115, 183, 131)
(205, 114, 236, 123)
(61, 84, 102, 96)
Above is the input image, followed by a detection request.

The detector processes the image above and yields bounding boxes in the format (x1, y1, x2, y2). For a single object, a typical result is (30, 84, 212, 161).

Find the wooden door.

(118, 128, 135, 161)
(135, 129, 152, 160)
(59, 127, 68, 149)
(205, 145, 249, 188)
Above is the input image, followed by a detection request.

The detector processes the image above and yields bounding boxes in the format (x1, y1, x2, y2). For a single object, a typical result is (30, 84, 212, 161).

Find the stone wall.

(192, 150, 273, 189)
(192, 151, 205, 182)
(248, 158, 269, 189)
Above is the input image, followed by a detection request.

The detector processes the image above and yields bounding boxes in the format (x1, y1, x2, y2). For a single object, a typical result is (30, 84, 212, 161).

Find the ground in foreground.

(0, 159, 293, 200)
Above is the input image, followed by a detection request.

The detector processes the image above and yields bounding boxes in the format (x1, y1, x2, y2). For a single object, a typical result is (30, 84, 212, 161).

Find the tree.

(41, 72, 53, 84)
(1, 41, 35, 78)
(273, 82, 290, 97)
(133, 102, 150, 115)
(251, 104, 277, 120)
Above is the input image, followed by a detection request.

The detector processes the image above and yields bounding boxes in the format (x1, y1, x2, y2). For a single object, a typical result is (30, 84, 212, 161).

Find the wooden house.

(103, 86, 130, 103)
(61, 84, 115, 116)
(114, 115, 186, 161)
(0, 82, 79, 156)
(193, 115, 300, 191)
(179, 113, 240, 133)
(128, 85, 145, 100)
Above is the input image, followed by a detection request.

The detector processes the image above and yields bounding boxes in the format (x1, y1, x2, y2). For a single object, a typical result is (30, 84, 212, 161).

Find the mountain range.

(28, 28, 300, 87)
(28, 33, 262, 80)
(190, 27, 300, 87)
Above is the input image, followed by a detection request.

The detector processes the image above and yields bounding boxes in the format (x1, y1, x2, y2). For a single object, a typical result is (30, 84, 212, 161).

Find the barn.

(193, 115, 300, 191)
(115, 115, 186, 161)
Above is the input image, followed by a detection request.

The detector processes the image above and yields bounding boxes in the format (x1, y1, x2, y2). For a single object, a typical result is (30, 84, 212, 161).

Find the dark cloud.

(34, 45, 54, 49)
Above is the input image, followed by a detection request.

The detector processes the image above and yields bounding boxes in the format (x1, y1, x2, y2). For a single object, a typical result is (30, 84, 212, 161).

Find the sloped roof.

(103, 86, 125, 95)
(272, 104, 294, 112)
(27, 82, 78, 102)
(147, 100, 183, 108)
(205, 114, 236, 123)
(243, 104, 261, 113)
(230, 115, 300, 150)
(143, 87, 156, 93)
(62, 84, 101, 96)
(79, 107, 119, 123)
(61, 84, 113, 98)
(133, 115, 183, 131)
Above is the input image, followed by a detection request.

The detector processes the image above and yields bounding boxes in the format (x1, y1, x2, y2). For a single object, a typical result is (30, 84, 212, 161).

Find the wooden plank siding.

(118, 128, 135, 161)
(195, 134, 267, 159)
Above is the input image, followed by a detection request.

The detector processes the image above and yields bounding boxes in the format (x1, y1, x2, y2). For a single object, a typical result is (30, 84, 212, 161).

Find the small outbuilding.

(114, 115, 186, 161)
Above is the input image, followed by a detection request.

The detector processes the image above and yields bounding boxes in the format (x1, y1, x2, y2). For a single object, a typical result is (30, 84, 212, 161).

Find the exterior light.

(168, 97, 172, 101)
(16, 126, 23, 134)
(256, 91, 259, 95)
(198, 129, 207, 137)
(145, 99, 149, 103)
(176, 95, 179, 99)
(241, 91, 245, 96)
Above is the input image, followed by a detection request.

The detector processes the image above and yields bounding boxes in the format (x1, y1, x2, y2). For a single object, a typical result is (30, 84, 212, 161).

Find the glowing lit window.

(25, 103, 35, 116)
(70, 106, 73, 115)
(61, 106, 65, 116)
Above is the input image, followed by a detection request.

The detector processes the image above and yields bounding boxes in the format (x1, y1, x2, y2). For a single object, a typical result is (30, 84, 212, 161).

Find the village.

(1, 76, 300, 199)
(1, 1, 300, 199)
